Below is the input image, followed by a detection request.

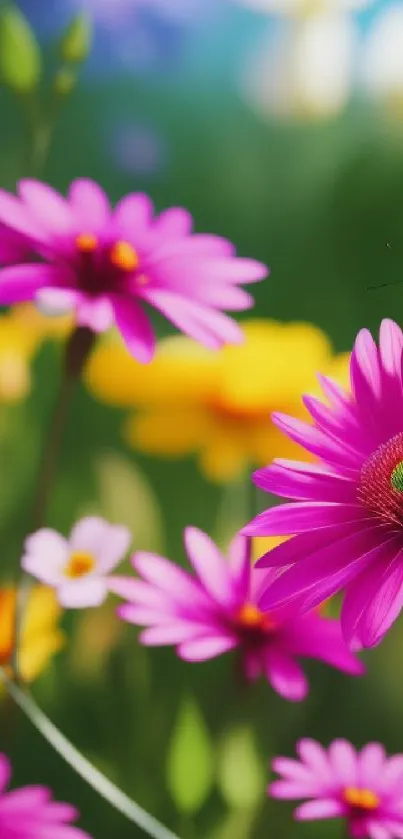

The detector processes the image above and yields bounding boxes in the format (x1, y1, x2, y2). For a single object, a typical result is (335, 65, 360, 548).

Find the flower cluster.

(2, 172, 403, 839)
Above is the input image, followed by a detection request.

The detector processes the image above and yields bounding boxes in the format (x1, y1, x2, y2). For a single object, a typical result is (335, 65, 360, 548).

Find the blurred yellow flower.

(252, 536, 289, 564)
(0, 304, 73, 403)
(0, 585, 64, 684)
(85, 319, 350, 483)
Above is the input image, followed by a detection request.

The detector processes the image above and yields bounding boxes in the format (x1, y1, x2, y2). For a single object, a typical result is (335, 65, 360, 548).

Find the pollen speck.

(110, 241, 139, 272)
(76, 233, 98, 252)
(343, 787, 380, 811)
(237, 602, 275, 632)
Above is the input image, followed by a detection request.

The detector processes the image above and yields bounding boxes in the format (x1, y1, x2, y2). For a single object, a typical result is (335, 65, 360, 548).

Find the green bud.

(0, 5, 41, 94)
(53, 67, 76, 96)
(59, 13, 92, 64)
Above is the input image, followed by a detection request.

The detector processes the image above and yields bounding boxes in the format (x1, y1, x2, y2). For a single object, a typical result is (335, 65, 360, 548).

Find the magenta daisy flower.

(244, 319, 403, 650)
(269, 738, 403, 839)
(109, 528, 363, 701)
(0, 752, 91, 838)
(0, 179, 267, 361)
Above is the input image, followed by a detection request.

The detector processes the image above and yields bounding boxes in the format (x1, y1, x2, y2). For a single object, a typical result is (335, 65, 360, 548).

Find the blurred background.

(1, 0, 403, 837)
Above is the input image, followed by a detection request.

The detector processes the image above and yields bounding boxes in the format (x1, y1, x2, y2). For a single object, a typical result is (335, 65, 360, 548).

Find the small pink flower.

(110, 529, 364, 701)
(22, 516, 132, 608)
(0, 179, 268, 361)
(269, 738, 403, 839)
(0, 751, 91, 838)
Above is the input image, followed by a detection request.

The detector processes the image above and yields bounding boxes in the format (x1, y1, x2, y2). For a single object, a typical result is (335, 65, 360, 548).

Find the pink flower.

(22, 516, 131, 608)
(109, 528, 364, 701)
(0, 179, 267, 361)
(269, 738, 403, 839)
(0, 751, 91, 838)
(243, 319, 403, 650)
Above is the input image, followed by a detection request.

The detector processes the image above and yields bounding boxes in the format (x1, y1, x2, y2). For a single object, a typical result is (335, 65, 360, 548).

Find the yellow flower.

(0, 304, 73, 403)
(85, 319, 350, 483)
(0, 585, 64, 684)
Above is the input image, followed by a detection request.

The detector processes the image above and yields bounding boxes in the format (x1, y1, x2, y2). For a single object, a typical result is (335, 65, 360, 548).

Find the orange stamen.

(76, 233, 98, 253)
(237, 603, 275, 632)
(343, 787, 380, 811)
(110, 240, 139, 272)
(64, 551, 95, 579)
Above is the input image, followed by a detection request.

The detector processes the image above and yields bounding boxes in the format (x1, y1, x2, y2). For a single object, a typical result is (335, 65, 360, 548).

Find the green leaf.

(0, 6, 41, 93)
(217, 725, 266, 809)
(59, 13, 92, 64)
(95, 452, 165, 553)
(166, 695, 214, 814)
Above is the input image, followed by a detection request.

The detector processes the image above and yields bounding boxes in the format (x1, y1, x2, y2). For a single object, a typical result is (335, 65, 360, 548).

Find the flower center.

(109, 240, 139, 272)
(358, 432, 403, 526)
(64, 551, 95, 579)
(343, 787, 380, 811)
(237, 603, 276, 632)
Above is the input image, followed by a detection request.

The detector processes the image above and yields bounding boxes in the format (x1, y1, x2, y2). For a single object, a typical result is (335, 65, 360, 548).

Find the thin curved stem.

(0, 670, 181, 839)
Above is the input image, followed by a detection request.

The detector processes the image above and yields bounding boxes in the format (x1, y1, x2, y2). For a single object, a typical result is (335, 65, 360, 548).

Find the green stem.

(0, 670, 181, 839)
(13, 327, 95, 678)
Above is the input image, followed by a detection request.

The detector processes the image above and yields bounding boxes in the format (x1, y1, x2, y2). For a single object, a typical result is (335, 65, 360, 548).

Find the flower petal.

(328, 739, 357, 786)
(0, 189, 49, 243)
(142, 289, 244, 348)
(355, 553, 403, 648)
(178, 634, 238, 661)
(295, 799, 344, 821)
(76, 296, 114, 332)
(264, 649, 309, 702)
(112, 296, 155, 363)
(22, 529, 69, 584)
(259, 525, 387, 612)
(70, 517, 131, 572)
(18, 180, 74, 236)
(243, 501, 366, 537)
(68, 178, 110, 231)
(0, 265, 66, 304)
(254, 460, 357, 503)
(58, 578, 108, 609)
(0, 754, 11, 794)
(184, 527, 233, 606)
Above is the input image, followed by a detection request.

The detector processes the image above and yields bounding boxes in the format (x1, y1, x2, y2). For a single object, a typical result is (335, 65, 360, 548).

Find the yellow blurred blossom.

(252, 536, 289, 564)
(0, 304, 73, 403)
(85, 319, 350, 483)
(0, 585, 64, 685)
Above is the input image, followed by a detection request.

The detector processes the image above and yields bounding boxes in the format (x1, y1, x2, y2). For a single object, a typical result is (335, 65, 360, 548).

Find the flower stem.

(0, 669, 181, 839)
(32, 326, 96, 527)
(13, 327, 96, 679)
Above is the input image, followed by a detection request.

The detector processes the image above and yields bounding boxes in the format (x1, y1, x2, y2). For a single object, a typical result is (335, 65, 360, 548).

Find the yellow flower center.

(76, 232, 98, 253)
(64, 551, 95, 579)
(237, 603, 275, 632)
(109, 240, 139, 272)
(343, 787, 380, 811)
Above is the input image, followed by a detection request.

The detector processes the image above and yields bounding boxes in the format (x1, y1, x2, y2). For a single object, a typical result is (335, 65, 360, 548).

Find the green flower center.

(391, 461, 403, 492)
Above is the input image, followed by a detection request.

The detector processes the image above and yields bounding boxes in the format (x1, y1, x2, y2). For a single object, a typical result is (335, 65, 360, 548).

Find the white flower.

(22, 517, 132, 608)
(242, 12, 356, 121)
(362, 3, 403, 112)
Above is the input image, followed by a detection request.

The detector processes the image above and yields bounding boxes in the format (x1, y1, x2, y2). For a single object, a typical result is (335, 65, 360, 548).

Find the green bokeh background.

(1, 11, 403, 839)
